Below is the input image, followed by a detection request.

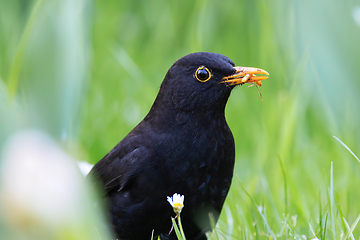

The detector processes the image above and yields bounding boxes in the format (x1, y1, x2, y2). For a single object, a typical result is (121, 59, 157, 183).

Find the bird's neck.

(145, 88, 230, 126)
(144, 100, 227, 132)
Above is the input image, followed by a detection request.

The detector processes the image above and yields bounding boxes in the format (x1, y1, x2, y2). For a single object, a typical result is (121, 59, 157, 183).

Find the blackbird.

(88, 52, 269, 240)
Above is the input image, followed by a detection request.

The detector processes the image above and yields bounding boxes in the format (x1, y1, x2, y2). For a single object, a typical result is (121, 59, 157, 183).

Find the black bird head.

(154, 52, 269, 113)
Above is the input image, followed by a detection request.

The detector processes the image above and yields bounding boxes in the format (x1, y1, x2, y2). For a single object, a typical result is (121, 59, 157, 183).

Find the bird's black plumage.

(89, 52, 249, 240)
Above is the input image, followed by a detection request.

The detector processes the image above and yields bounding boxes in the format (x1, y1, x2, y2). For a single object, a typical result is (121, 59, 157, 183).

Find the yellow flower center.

(174, 203, 183, 209)
(173, 202, 184, 213)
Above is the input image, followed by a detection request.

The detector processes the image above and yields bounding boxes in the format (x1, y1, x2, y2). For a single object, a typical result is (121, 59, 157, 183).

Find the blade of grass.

(318, 194, 330, 240)
(151, 229, 154, 240)
(319, 192, 322, 239)
(332, 136, 360, 164)
(278, 156, 288, 216)
(308, 222, 316, 238)
(336, 194, 347, 232)
(342, 217, 355, 240)
(7, 0, 44, 100)
(171, 217, 185, 240)
(252, 210, 260, 240)
(177, 214, 186, 240)
(344, 214, 360, 240)
(330, 161, 337, 237)
(278, 214, 288, 238)
(224, 206, 233, 237)
(238, 177, 277, 240)
(323, 212, 328, 240)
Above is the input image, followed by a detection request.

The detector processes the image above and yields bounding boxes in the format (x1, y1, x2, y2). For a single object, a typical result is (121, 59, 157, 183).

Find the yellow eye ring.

(195, 66, 211, 82)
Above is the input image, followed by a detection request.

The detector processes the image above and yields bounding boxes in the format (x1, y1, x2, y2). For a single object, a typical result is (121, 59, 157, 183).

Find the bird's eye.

(195, 66, 211, 82)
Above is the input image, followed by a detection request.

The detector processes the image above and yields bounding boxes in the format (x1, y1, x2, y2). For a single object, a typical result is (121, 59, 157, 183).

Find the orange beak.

(221, 67, 269, 87)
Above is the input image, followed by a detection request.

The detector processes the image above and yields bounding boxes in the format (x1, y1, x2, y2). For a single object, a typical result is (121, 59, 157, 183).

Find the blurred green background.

(1, 0, 360, 239)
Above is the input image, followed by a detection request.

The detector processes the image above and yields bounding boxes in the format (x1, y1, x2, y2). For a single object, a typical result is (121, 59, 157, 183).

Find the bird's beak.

(221, 67, 269, 87)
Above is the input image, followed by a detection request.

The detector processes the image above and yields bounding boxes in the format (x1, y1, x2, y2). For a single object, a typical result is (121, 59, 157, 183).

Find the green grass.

(1, 0, 360, 239)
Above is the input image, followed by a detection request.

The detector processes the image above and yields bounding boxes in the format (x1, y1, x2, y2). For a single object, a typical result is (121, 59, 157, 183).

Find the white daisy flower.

(167, 193, 184, 214)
